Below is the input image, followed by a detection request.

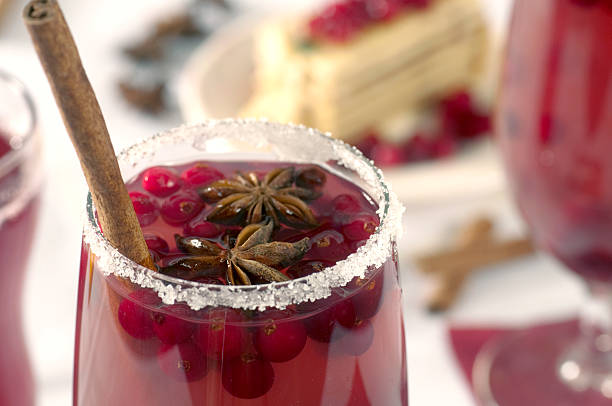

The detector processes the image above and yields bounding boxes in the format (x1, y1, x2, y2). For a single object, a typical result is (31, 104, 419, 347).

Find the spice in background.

(415, 217, 534, 312)
(118, 0, 233, 115)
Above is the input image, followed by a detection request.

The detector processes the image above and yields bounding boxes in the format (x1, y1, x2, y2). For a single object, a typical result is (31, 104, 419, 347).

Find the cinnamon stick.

(23, 0, 154, 270)
(426, 217, 493, 312)
(417, 238, 534, 274)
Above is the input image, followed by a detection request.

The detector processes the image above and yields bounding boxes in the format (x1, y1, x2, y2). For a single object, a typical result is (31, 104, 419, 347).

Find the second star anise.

(160, 221, 310, 286)
(198, 167, 319, 228)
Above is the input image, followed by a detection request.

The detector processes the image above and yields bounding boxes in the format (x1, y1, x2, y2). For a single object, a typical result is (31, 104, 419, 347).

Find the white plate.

(176, 15, 508, 206)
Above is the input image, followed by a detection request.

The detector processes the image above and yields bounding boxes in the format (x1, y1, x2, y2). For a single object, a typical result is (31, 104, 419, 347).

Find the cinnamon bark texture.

(23, 0, 155, 270)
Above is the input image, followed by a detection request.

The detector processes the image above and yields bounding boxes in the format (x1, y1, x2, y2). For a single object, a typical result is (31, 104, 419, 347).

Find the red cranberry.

(351, 273, 384, 319)
(183, 219, 222, 238)
(403, 133, 433, 162)
(129, 192, 159, 226)
(332, 194, 362, 215)
(333, 299, 357, 328)
(157, 342, 207, 382)
(430, 135, 457, 158)
(342, 214, 380, 241)
(192, 276, 225, 285)
(355, 131, 381, 159)
(287, 260, 332, 279)
(370, 142, 406, 167)
(222, 354, 274, 399)
(307, 230, 352, 262)
(196, 309, 244, 360)
(117, 289, 160, 339)
(152, 304, 195, 345)
(161, 192, 204, 226)
(144, 235, 169, 255)
(303, 306, 344, 343)
(142, 167, 181, 197)
(296, 167, 327, 190)
(254, 315, 307, 363)
(181, 164, 224, 188)
(339, 319, 374, 356)
(365, 0, 402, 21)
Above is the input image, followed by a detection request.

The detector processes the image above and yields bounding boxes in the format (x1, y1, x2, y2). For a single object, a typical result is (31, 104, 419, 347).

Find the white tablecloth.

(0, 0, 586, 405)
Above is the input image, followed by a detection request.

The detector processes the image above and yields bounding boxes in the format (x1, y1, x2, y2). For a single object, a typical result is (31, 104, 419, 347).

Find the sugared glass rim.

(83, 119, 404, 311)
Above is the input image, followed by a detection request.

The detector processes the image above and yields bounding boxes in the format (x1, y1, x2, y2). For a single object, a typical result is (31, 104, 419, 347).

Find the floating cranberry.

(307, 230, 352, 262)
(222, 354, 275, 399)
(157, 342, 207, 382)
(192, 276, 225, 285)
(342, 214, 380, 241)
(287, 260, 332, 279)
(181, 164, 224, 188)
(339, 319, 374, 356)
(144, 235, 169, 256)
(351, 273, 384, 319)
(254, 315, 307, 363)
(333, 299, 357, 328)
(303, 306, 344, 343)
(142, 167, 181, 197)
(196, 309, 244, 360)
(152, 304, 195, 345)
(129, 192, 159, 226)
(117, 289, 160, 339)
(161, 192, 204, 226)
(332, 194, 362, 215)
(296, 167, 327, 190)
(183, 219, 222, 238)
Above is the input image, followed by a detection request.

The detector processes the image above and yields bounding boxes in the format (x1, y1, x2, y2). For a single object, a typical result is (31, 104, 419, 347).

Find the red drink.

(73, 121, 407, 405)
(0, 72, 41, 406)
(474, 2, 612, 405)
(498, 0, 612, 283)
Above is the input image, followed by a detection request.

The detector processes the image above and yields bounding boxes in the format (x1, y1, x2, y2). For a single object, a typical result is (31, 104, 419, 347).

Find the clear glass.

(73, 120, 407, 405)
(474, 1, 612, 405)
(0, 70, 42, 405)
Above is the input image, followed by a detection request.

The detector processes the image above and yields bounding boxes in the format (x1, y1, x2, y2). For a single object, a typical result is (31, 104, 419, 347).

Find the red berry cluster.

(308, 0, 431, 42)
(118, 161, 388, 397)
(116, 270, 384, 398)
(355, 90, 491, 167)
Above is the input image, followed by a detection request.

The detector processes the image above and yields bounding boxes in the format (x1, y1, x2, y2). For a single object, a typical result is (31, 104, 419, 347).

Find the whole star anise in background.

(199, 167, 319, 228)
(160, 221, 310, 285)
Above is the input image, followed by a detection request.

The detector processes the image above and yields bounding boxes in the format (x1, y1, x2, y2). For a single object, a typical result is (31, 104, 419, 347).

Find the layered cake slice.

(242, 0, 489, 143)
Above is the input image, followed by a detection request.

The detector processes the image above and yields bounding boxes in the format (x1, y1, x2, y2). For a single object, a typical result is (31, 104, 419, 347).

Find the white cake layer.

(244, 0, 489, 140)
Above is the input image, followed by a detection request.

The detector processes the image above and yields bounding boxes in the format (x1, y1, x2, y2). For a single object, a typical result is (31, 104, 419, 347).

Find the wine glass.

(0, 70, 42, 405)
(73, 120, 407, 405)
(474, 1, 612, 404)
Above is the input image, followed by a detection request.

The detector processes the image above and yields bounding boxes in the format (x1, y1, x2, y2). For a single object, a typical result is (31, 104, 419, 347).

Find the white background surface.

(0, 0, 587, 405)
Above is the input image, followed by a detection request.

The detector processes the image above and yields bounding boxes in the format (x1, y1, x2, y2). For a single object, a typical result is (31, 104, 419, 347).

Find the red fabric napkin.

(447, 319, 612, 405)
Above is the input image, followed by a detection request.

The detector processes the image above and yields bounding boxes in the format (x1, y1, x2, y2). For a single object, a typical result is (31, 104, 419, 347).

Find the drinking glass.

(474, 1, 612, 404)
(73, 120, 407, 405)
(0, 70, 42, 405)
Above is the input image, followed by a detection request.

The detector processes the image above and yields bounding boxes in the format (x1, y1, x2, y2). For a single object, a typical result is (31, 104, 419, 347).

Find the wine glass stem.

(558, 282, 612, 396)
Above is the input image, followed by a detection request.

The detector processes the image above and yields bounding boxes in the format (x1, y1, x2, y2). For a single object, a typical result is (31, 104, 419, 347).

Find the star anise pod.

(160, 221, 309, 286)
(198, 167, 319, 228)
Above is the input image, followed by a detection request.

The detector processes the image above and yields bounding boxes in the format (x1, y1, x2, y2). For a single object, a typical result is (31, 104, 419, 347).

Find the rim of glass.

(0, 70, 37, 177)
(83, 119, 404, 311)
